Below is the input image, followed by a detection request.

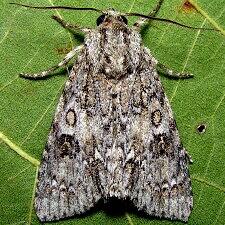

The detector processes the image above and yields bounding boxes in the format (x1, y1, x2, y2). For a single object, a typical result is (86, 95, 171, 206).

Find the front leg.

(20, 45, 83, 79)
(157, 62, 193, 79)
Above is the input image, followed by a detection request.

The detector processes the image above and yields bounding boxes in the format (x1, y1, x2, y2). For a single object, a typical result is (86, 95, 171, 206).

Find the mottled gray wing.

(128, 48, 193, 222)
(35, 54, 102, 222)
(35, 31, 193, 222)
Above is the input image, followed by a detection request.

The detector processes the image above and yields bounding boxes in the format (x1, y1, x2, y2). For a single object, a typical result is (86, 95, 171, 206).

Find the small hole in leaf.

(197, 124, 206, 133)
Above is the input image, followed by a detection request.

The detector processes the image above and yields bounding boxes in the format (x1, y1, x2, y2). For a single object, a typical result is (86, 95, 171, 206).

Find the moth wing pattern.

(33, 8, 193, 223)
(128, 47, 193, 221)
(35, 48, 103, 221)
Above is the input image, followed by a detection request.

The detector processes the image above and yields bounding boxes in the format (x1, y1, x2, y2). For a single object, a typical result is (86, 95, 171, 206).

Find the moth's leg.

(52, 15, 91, 33)
(133, 0, 164, 30)
(157, 62, 193, 79)
(20, 45, 83, 79)
(185, 149, 193, 163)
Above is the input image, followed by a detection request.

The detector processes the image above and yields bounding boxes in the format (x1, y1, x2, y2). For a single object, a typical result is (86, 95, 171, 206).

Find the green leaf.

(0, 0, 225, 224)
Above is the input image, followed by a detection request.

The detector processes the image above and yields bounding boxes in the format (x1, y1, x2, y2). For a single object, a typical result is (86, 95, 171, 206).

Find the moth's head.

(96, 9, 128, 27)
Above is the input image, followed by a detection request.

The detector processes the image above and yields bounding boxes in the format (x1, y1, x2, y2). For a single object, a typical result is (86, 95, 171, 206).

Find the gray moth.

(14, 0, 193, 222)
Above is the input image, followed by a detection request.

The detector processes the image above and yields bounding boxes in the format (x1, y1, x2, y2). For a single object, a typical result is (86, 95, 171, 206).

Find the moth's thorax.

(85, 24, 142, 80)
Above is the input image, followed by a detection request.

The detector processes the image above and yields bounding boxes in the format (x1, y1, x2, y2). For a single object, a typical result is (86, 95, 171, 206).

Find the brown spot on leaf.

(181, 0, 197, 13)
(55, 44, 72, 55)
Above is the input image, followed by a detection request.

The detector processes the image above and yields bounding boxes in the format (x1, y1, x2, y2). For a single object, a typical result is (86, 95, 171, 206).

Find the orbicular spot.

(66, 109, 76, 126)
(151, 110, 162, 126)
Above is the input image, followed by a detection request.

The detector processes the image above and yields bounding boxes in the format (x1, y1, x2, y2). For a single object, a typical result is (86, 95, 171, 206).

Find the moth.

(12, 0, 195, 222)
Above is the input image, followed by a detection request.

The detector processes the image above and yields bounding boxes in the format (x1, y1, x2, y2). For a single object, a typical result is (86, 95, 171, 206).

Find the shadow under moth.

(11, 0, 206, 222)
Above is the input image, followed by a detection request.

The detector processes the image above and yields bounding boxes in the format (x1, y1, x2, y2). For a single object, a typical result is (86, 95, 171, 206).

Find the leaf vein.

(28, 166, 39, 225)
(189, 0, 225, 36)
(125, 213, 135, 225)
(0, 132, 40, 166)
(192, 175, 225, 193)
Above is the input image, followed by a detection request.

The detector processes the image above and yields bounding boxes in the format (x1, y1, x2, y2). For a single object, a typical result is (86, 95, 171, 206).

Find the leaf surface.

(0, 0, 225, 224)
